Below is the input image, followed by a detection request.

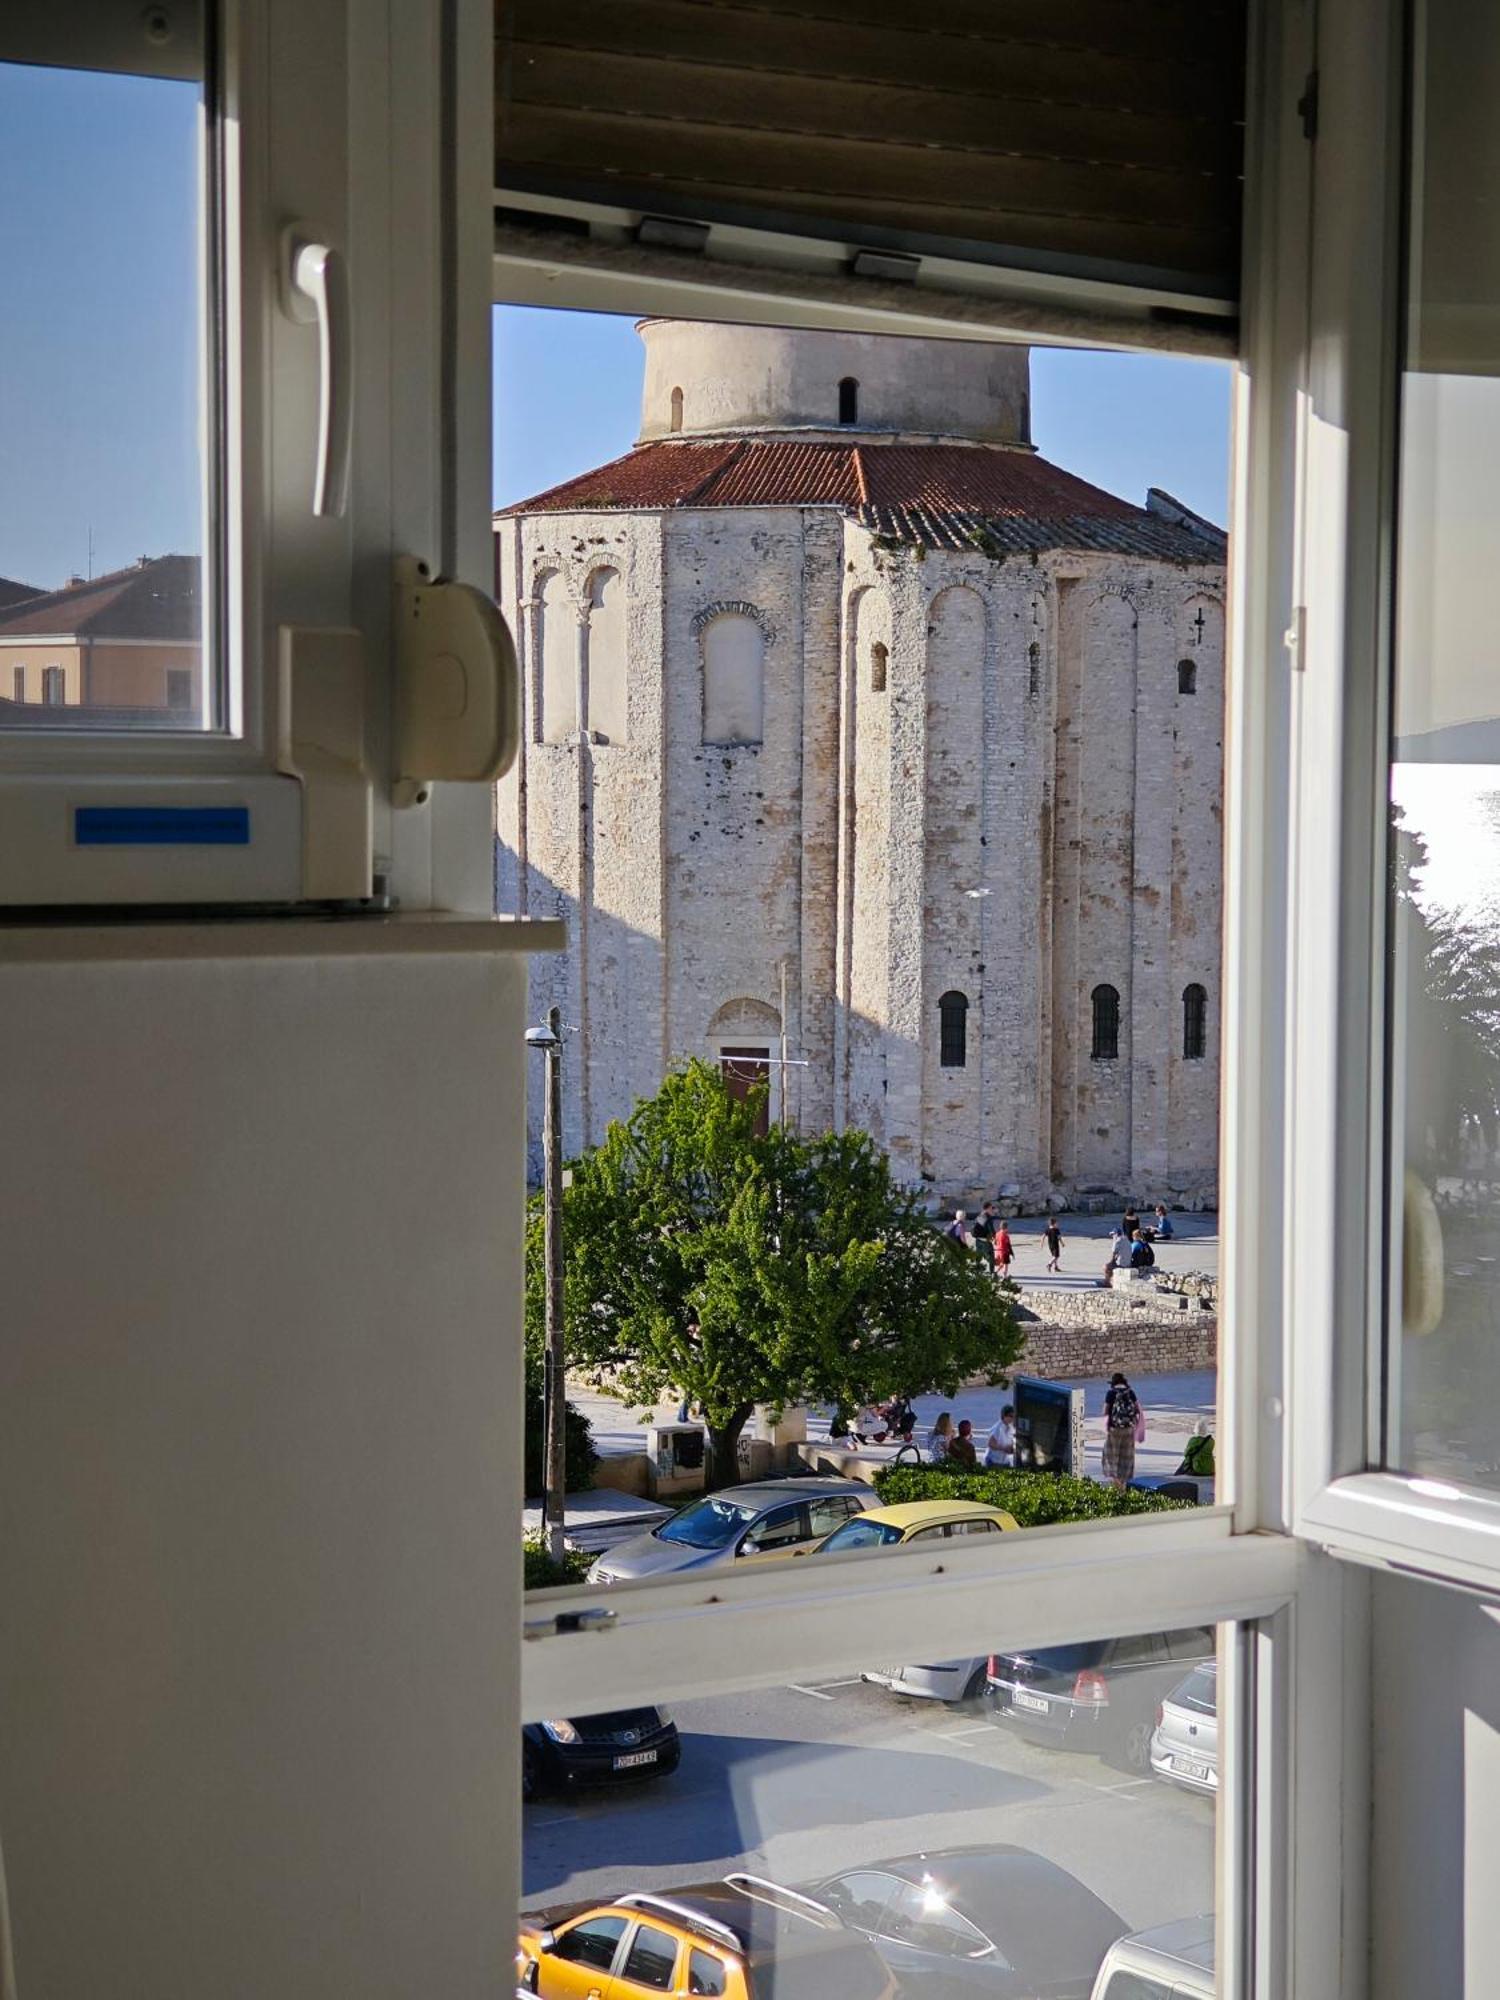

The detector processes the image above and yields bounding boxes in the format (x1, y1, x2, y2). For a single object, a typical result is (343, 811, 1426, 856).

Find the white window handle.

(282, 229, 352, 518)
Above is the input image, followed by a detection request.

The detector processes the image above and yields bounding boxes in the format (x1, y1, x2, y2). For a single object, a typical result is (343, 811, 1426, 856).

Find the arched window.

(838, 376, 859, 425)
(1183, 983, 1208, 1060)
(701, 610, 765, 745)
(938, 990, 968, 1069)
(1178, 657, 1197, 694)
(1091, 984, 1120, 1061)
(870, 640, 888, 693)
(669, 385, 684, 433)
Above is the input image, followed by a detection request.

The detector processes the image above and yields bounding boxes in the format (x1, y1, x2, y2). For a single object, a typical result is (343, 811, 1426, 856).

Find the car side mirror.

(535, 1929, 556, 1953)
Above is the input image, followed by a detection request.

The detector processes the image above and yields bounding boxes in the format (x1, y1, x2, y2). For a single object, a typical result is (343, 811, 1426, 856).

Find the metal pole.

(542, 1005, 567, 1564)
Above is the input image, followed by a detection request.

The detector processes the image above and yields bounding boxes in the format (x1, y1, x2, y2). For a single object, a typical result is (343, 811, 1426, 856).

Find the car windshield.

(818, 1517, 905, 1551)
(658, 1497, 760, 1549)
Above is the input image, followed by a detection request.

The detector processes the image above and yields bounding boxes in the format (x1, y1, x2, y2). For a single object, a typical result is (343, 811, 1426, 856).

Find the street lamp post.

(527, 1008, 566, 1565)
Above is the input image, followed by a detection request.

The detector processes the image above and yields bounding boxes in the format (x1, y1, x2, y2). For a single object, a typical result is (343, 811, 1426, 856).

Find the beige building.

(0, 554, 202, 719)
(495, 321, 1225, 1209)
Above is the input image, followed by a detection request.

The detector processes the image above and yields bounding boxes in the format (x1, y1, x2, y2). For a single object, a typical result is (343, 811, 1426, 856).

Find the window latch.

(523, 1606, 618, 1642)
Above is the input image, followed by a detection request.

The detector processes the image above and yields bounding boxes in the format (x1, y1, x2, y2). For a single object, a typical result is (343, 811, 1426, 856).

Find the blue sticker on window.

(75, 805, 250, 847)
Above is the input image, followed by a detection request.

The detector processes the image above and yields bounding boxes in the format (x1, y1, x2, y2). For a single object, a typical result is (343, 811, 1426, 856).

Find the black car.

(522, 1706, 679, 1800)
(804, 1847, 1127, 1999)
(985, 1627, 1214, 1772)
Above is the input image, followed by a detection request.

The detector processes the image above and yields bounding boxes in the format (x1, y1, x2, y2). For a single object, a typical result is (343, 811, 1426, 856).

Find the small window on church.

(1183, 983, 1207, 1061)
(938, 990, 968, 1068)
(1091, 984, 1120, 1061)
(701, 610, 765, 745)
(670, 385, 684, 433)
(838, 376, 858, 425)
(1028, 642, 1040, 697)
(870, 641, 888, 693)
(1178, 657, 1197, 694)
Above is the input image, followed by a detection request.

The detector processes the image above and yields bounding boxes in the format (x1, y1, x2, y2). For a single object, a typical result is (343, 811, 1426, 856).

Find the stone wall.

(1012, 1315, 1216, 1380)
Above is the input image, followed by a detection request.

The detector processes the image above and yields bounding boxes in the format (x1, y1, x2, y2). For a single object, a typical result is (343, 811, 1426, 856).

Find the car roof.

(852, 1847, 1126, 1973)
(1103, 1913, 1215, 1974)
(529, 1882, 853, 1964)
(698, 1478, 874, 1508)
(858, 1500, 1015, 1529)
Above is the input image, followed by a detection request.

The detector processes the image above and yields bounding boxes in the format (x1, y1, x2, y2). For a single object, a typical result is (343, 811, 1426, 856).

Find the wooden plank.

(496, 104, 1236, 238)
(504, 44, 1242, 181)
(498, 0, 1243, 123)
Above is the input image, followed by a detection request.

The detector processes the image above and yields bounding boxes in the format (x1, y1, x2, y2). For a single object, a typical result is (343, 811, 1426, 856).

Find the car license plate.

(613, 1749, 658, 1771)
(1172, 1756, 1210, 1782)
(1010, 1689, 1049, 1714)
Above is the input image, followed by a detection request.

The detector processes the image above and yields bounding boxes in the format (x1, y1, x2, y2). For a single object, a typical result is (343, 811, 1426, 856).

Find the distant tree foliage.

(527, 1060, 1022, 1489)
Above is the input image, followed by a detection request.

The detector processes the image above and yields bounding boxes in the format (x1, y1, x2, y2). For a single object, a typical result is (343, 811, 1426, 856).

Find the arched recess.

(536, 569, 574, 743)
(669, 386, 684, 433)
(838, 376, 859, 424)
(1091, 983, 1121, 1061)
(938, 990, 969, 1068)
(585, 566, 626, 744)
(699, 607, 766, 745)
(1183, 982, 1208, 1060)
(707, 997, 782, 1133)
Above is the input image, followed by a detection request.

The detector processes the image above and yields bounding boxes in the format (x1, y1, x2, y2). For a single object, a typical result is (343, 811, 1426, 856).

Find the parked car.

(516, 1877, 898, 1998)
(522, 1705, 679, 1801)
(986, 1627, 1215, 1772)
(587, 1478, 877, 1583)
(1087, 1914, 1214, 1999)
(1148, 1660, 1218, 1796)
(804, 1846, 1128, 1998)
(797, 1501, 1020, 1703)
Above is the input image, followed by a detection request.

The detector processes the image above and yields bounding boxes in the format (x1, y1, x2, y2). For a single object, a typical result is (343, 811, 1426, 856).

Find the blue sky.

(0, 62, 204, 591)
(494, 307, 1233, 525)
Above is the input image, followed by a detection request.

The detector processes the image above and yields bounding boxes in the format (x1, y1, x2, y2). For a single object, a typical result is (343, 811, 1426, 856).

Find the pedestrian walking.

(1043, 1217, 1064, 1272)
(985, 1405, 1017, 1468)
(927, 1411, 955, 1463)
(993, 1220, 1014, 1278)
(945, 1208, 973, 1250)
(971, 1202, 998, 1255)
(1102, 1371, 1143, 1488)
(948, 1418, 979, 1470)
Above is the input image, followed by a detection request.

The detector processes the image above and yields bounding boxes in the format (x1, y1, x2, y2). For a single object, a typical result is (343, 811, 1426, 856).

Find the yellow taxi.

(799, 1497, 1020, 1556)
(516, 1876, 898, 1998)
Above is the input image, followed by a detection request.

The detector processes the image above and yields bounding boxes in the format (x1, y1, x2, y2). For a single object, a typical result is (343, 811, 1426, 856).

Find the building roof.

(0, 576, 41, 611)
(497, 440, 1225, 564)
(0, 555, 200, 642)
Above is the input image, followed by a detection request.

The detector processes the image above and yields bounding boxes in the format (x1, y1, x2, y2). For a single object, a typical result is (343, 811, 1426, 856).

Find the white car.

(1148, 1660, 1218, 1796)
(860, 1658, 988, 1704)
(1089, 1913, 1214, 1999)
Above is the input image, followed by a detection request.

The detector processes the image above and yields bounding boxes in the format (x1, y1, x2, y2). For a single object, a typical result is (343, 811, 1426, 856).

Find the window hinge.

(1284, 604, 1308, 673)
(523, 1605, 618, 1641)
(1298, 69, 1319, 141)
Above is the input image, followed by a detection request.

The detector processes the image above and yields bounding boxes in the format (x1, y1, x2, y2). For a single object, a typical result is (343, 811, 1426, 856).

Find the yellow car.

(801, 1498, 1020, 1556)
(516, 1876, 898, 1998)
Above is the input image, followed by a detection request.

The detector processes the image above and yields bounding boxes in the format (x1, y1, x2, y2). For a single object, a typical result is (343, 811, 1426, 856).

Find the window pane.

(1388, 0, 1500, 1487)
(621, 1922, 679, 1989)
(520, 1627, 1222, 2000)
(0, 36, 217, 733)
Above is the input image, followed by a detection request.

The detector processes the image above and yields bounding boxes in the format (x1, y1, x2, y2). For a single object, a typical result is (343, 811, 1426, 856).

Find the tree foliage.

(528, 1061, 1022, 1486)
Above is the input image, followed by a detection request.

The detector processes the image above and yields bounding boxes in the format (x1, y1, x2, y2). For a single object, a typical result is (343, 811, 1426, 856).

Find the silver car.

(587, 1478, 877, 1583)
(1148, 1660, 1218, 1796)
(1089, 1913, 1214, 1999)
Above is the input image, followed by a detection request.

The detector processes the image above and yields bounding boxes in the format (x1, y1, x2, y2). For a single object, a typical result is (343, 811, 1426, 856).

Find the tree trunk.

(705, 1404, 755, 1491)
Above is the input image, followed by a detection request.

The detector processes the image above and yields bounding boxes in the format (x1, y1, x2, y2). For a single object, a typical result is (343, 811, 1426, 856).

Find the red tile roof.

(498, 440, 1224, 563)
(0, 556, 200, 642)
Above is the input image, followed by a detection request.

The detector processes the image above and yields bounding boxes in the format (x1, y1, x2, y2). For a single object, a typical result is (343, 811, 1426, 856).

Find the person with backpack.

(1129, 1229, 1155, 1272)
(1102, 1371, 1143, 1487)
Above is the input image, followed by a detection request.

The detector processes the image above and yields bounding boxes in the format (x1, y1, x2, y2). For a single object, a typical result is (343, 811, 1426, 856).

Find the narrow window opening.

(838, 376, 859, 425)
(1028, 642, 1040, 697)
(1183, 982, 1207, 1061)
(41, 664, 64, 706)
(1091, 983, 1120, 1061)
(11, 666, 23, 702)
(938, 990, 968, 1068)
(870, 640, 888, 693)
(669, 385, 684, 433)
(1178, 657, 1197, 694)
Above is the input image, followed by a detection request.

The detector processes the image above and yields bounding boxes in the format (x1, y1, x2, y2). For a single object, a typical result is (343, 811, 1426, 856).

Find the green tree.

(529, 1060, 1021, 1488)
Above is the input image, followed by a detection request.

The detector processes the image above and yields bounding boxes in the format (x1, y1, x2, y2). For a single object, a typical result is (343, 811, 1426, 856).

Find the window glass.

(687, 1946, 727, 1995)
(1387, 0, 1500, 1488)
(807, 1495, 858, 1538)
(1101, 1975, 1175, 2000)
(521, 1626, 1222, 2000)
(743, 1504, 805, 1552)
(621, 1921, 678, 1990)
(658, 1499, 759, 1550)
(0, 36, 217, 732)
(553, 1914, 627, 1968)
(819, 1517, 904, 1552)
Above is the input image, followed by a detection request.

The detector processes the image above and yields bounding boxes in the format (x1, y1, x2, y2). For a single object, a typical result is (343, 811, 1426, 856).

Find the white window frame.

(489, 1, 1395, 1991)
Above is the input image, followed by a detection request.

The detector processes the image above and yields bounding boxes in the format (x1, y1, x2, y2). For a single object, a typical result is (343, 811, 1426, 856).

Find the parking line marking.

(817, 1678, 863, 1689)
(786, 1682, 836, 1700)
(934, 1724, 993, 1740)
(1098, 1778, 1154, 1795)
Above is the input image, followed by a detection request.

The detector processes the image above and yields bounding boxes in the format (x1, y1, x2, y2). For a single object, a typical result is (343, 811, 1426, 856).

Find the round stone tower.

(637, 318, 1033, 448)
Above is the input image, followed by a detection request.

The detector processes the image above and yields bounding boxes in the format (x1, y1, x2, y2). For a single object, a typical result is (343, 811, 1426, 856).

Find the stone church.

(494, 320, 1224, 1209)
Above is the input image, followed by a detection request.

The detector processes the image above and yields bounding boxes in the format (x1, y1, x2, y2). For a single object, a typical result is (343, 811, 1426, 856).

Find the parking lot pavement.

(523, 1674, 1214, 1937)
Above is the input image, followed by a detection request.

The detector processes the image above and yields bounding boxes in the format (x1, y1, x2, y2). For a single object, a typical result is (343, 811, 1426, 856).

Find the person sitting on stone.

(1152, 1203, 1175, 1240)
(947, 1418, 979, 1470)
(1110, 1230, 1136, 1284)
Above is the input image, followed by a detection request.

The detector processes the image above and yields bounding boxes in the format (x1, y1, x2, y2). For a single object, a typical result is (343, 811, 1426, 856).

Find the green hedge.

(872, 1463, 1195, 1526)
(523, 1539, 595, 1589)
